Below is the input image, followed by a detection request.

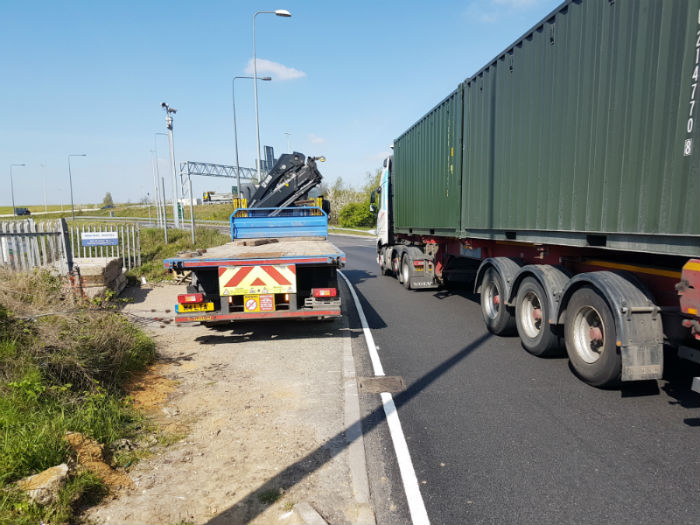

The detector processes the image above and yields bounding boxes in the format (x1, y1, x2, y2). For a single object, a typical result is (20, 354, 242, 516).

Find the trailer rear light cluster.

(413, 260, 425, 267)
(178, 293, 204, 304)
(312, 288, 337, 298)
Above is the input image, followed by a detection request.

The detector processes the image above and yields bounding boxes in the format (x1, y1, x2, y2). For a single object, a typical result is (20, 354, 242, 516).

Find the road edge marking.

(339, 271, 431, 525)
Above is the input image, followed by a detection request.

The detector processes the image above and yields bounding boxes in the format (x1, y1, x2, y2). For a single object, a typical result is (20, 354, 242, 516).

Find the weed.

(0, 268, 156, 522)
(0, 472, 106, 525)
(282, 500, 296, 512)
(257, 489, 281, 505)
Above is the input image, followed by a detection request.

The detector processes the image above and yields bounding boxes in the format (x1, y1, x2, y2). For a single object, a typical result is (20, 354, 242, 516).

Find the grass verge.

(0, 269, 156, 524)
(126, 226, 230, 284)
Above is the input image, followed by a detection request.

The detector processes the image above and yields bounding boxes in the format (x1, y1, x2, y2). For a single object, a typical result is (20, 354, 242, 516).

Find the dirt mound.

(65, 432, 134, 491)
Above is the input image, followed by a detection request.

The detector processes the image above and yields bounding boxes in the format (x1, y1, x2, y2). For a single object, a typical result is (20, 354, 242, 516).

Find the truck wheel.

(401, 256, 412, 290)
(379, 251, 392, 276)
(480, 267, 515, 335)
(394, 256, 404, 284)
(564, 287, 621, 387)
(515, 277, 560, 356)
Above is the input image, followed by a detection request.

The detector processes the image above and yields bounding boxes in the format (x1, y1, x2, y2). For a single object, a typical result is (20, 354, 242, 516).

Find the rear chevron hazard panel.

(218, 265, 296, 295)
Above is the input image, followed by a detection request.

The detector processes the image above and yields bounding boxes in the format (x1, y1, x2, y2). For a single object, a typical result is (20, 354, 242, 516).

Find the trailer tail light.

(413, 260, 424, 267)
(312, 288, 337, 298)
(178, 293, 204, 304)
(678, 259, 700, 340)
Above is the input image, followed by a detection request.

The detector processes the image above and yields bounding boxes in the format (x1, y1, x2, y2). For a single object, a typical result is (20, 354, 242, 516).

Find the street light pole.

(252, 9, 291, 182)
(284, 132, 291, 153)
(161, 102, 179, 228)
(150, 149, 161, 227)
(233, 75, 271, 198)
(9, 163, 26, 216)
(67, 154, 86, 223)
(154, 132, 169, 226)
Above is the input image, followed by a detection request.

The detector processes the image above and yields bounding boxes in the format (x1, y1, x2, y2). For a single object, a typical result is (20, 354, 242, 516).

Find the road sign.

(81, 231, 119, 247)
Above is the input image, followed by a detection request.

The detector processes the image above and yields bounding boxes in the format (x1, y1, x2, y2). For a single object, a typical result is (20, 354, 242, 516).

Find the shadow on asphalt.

(339, 269, 388, 330)
(203, 294, 493, 524)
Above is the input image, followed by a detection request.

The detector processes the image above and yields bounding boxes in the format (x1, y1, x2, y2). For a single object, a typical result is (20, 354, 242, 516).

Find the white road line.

(339, 271, 384, 376)
(339, 271, 431, 525)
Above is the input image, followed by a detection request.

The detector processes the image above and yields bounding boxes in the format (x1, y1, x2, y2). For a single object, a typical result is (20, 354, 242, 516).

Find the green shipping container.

(393, 88, 463, 235)
(394, 0, 700, 257)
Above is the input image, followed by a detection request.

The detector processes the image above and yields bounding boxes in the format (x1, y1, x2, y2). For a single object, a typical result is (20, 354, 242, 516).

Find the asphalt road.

(330, 234, 700, 525)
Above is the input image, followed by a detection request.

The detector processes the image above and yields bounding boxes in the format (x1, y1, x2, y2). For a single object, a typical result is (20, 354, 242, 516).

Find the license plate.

(176, 302, 214, 313)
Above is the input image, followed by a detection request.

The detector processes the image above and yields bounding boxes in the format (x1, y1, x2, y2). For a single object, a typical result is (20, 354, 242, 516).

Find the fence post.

(60, 218, 73, 273)
(136, 225, 141, 267)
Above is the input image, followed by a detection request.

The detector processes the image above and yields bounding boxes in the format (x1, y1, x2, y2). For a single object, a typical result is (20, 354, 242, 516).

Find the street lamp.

(9, 163, 26, 216)
(161, 102, 179, 228)
(154, 132, 169, 226)
(253, 9, 291, 181)
(233, 75, 271, 198)
(284, 132, 291, 153)
(67, 154, 86, 222)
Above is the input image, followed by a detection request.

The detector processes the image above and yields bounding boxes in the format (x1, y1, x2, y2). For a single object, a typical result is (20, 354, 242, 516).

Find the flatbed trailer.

(165, 207, 345, 324)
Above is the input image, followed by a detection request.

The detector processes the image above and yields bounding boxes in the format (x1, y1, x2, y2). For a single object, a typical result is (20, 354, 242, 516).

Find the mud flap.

(621, 343, 663, 381)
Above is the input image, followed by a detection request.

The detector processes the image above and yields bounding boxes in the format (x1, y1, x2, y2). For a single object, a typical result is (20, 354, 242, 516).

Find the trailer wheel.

(401, 256, 412, 290)
(515, 277, 560, 356)
(480, 267, 515, 335)
(564, 287, 621, 387)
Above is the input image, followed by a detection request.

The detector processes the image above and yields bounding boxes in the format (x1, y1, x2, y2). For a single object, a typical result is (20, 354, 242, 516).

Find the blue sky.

(1, 0, 561, 206)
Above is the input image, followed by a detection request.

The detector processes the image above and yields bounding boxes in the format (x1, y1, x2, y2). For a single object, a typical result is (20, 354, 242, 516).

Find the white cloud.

(309, 133, 326, 144)
(244, 58, 306, 81)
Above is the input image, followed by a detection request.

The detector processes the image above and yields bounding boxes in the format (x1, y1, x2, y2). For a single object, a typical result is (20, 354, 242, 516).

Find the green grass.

(0, 472, 106, 525)
(0, 269, 156, 524)
(127, 227, 231, 283)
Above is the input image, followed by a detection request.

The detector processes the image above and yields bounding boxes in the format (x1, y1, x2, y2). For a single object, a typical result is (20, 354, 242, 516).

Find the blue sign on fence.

(81, 231, 119, 247)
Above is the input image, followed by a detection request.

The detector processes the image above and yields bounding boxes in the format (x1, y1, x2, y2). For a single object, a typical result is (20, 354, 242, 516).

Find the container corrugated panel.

(461, 0, 700, 256)
(393, 87, 463, 235)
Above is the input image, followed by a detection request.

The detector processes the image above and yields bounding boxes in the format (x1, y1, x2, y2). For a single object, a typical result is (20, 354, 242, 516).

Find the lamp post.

(161, 102, 179, 228)
(253, 9, 291, 181)
(67, 154, 86, 222)
(9, 163, 26, 216)
(154, 132, 169, 224)
(233, 75, 271, 197)
(284, 132, 291, 153)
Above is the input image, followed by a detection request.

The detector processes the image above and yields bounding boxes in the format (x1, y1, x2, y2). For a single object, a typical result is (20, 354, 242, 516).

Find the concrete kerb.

(341, 286, 376, 525)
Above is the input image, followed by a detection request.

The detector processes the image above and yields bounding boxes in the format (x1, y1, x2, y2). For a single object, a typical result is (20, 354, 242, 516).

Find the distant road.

(331, 234, 700, 525)
(0, 207, 100, 218)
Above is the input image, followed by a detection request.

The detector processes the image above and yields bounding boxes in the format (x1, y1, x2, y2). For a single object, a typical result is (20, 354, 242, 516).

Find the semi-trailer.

(373, 0, 700, 388)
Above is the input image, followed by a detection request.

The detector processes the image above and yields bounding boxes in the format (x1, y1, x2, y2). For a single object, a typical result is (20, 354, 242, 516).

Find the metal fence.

(68, 223, 141, 270)
(0, 219, 141, 273)
(0, 219, 72, 272)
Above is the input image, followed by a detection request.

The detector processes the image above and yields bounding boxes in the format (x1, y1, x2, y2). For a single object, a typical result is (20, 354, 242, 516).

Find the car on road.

(14, 207, 31, 216)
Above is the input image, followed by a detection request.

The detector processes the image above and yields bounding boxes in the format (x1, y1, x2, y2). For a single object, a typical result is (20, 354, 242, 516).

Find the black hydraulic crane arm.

(247, 152, 324, 210)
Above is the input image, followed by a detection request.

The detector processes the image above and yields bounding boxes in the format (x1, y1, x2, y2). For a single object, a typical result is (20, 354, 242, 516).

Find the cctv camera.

(161, 102, 167, 108)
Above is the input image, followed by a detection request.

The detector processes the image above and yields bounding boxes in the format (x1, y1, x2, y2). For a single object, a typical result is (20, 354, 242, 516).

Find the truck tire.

(515, 277, 560, 356)
(401, 256, 412, 290)
(394, 255, 404, 284)
(564, 287, 621, 387)
(480, 267, 516, 335)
